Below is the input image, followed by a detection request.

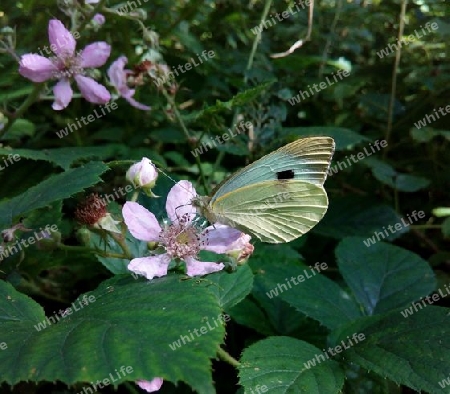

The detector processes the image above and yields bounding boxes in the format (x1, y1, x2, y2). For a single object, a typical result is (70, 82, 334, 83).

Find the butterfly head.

(191, 195, 216, 223)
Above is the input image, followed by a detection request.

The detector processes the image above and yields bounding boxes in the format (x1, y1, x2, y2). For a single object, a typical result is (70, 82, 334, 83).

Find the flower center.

(160, 223, 201, 260)
(159, 213, 207, 260)
(51, 51, 84, 79)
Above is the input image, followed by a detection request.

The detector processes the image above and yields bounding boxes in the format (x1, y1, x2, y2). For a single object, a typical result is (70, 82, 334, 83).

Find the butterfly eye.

(277, 169, 295, 180)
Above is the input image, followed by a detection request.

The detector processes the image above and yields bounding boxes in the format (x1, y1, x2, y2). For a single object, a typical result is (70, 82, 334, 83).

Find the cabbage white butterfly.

(192, 137, 335, 243)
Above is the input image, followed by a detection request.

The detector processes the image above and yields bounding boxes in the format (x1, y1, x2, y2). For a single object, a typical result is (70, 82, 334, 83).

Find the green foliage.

(0, 276, 224, 393)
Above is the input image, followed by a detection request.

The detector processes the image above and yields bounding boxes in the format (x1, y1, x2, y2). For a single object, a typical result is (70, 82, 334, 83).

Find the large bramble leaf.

(314, 197, 406, 240)
(336, 237, 436, 315)
(250, 245, 361, 330)
(330, 307, 450, 394)
(0, 275, 225, 393)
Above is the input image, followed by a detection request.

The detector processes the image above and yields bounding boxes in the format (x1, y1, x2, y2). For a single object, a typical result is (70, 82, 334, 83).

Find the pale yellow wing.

(210, 180, 328, 243)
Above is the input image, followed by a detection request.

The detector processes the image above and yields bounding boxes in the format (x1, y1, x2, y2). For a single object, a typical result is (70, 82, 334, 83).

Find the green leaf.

(228, 298, 275, 336)
(0, 162, 109, 229)
(90, 230, 147, 275)
(363, 158, 430, 192)
(282, 127, 370, 151)
(205, 265, 254, 310)
(1, 119, 36, 140)
(432, 207, 450, 217)
(0, 145, 126, 170)
(336, 237, 436, 315)
(239, 337, 345, 393)
(330, 307, 450, 394)
(314, 197, 406, 240)
(184, 81, 275, 122)
(442, 217, 450, 237)
(0, 86, 33, 103)
(250, 248, 362, 330)
(0, 275, 224, 393)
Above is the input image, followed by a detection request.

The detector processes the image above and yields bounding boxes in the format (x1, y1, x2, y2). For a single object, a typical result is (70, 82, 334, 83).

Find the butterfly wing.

(210, 180, 329, 243)
(211, 137, 334, 202)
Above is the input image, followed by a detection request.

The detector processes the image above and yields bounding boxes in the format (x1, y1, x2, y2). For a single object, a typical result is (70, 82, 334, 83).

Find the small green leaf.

(336, 237, 436, 315)
(205, 265, 254, 310)
(432, 207, 450, 217)
(363, 158, 430, 192)
(239, 337, 345, 393)
(1, 119, 36, 140)
(0, 162, 109, 229)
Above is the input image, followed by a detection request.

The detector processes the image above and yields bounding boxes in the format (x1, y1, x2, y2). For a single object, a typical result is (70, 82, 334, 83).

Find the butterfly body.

(192, 137, 335, 243)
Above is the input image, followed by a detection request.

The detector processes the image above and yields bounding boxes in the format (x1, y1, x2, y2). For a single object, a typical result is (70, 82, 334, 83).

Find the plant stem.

(163, 91, 208, 193)
(216, 346, 240, 367)
(0, 83, 44, 139)
(384, 0, 408, 158)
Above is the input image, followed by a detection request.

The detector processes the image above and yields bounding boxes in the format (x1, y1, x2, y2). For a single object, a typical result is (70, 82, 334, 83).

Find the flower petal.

(128, 255, 170, 280)
(108, 56, 128, 91)
(74, 75, 111, 104)
(52, 79, 73, 110)
(80, 42, 111, 68)
(201, 224, 243, 254)
(166, 180, 197, 224)
(19, 54, 57, 82)
(136, 378, 164, 393)
(125, 95, 152, 111)
(123, 201, 161, 242)
(185, 256, 224, 277)
(48, 19, 76, 56)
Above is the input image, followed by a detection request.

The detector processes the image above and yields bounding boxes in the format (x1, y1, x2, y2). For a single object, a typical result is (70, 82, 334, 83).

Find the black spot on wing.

(277, 169, 295, 180)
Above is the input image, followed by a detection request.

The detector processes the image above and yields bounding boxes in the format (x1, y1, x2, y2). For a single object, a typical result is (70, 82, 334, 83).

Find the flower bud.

(126, 158, 158, 197)
(92, 13, 105, 26)
(226, 233, 254, 264)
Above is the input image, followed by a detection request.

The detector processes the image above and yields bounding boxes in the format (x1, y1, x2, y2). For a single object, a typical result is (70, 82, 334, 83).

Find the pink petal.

(128, 255, 170, 280)
(201, 224, 243, 254)
(122, 201, 161, 242)
(185, 257, 224, 277)
(52, 79, 73, 110)
(48, 19, 76, 56)
(74, 75, 111, 104)
(166, 180, 197, 224)
(107, 56, 128, 91)
(136, 378, 164, 392)
(80, 42, 111, 68)
(125, 95, 152, 111)
(19, 54, 57, 82)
